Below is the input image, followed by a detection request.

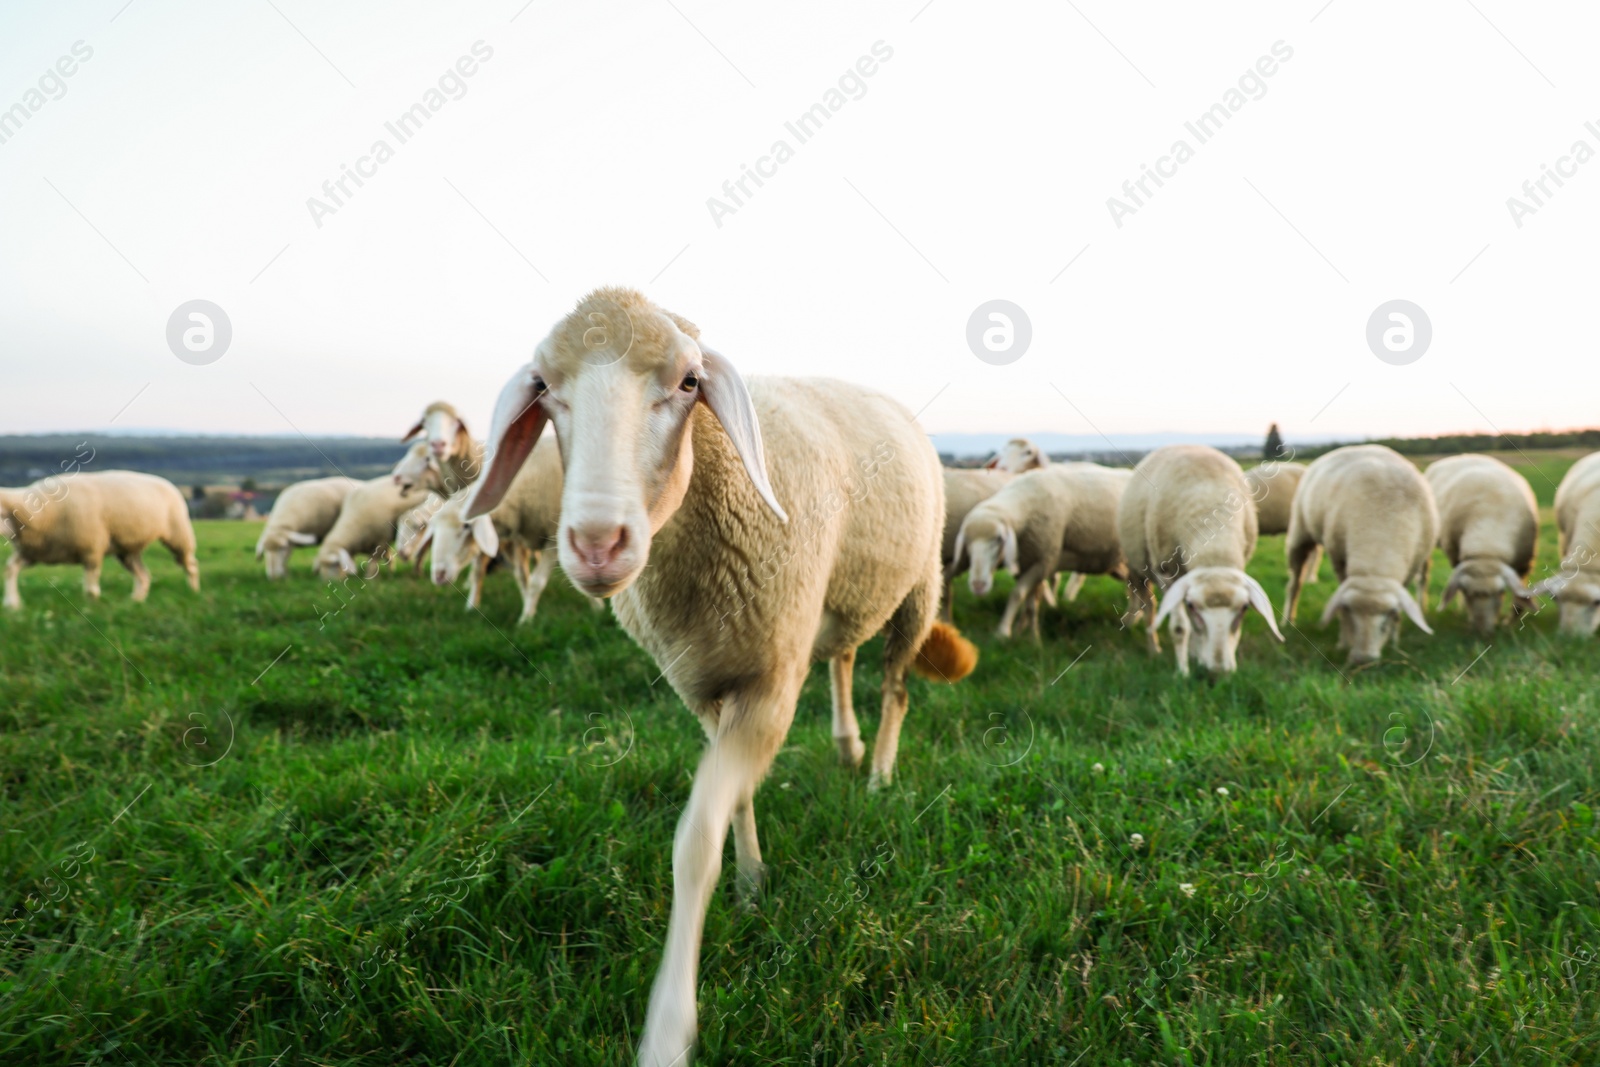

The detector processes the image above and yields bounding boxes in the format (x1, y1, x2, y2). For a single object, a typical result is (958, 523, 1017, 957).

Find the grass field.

(3, 452, 1599, 1066)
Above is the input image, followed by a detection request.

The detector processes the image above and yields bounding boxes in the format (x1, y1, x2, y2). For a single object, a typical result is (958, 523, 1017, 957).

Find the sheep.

(462, 288, 977, 1067)
(940, 467, 1013, 620)
(1117, 445, 1284, 675)
(400, 401, 483, 493)
(1531, 451, 1600, 634)
(254, 475, 362, 578)
(986, 436, 1050, 473)
(1, 471, 199, 609)
(953, 462, 1132, 639)
(1244, 461, 1308, 536)
(394, 491, 446, 574)
(311, 475, 426, 580)
(1425, 454, 1538, 634)
(1282, 444, 1438, 664)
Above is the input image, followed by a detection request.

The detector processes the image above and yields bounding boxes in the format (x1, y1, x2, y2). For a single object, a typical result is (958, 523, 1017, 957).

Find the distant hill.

(0, 433, 409, 488)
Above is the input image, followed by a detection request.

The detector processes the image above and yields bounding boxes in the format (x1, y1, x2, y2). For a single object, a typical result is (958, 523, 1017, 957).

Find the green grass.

(3, 453, 1599, 1065)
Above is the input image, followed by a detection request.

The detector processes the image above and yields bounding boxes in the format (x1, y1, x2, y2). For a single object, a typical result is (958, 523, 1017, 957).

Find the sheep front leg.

(3, 553, 24, 610)
(731, 793, 764, 906)
(123, 552, 152, 602)
(829, 648, 864, 767)
(1124, 578, 1160, 653)
(996, 563, 1046, 639)
(518, 549, 556, 624)
(1063, 572, 1088, 602)
(1171, 613, 1191, 676)
(82, 555, 103, 600)
(464, 553, 488, 610)
(1283, 536, 1317, 625)
(639, 680, 796, 1067)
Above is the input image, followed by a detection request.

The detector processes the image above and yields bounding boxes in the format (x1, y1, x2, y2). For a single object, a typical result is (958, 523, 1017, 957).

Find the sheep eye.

(531, 375, 547, 395)
(680, 373, 699, 393)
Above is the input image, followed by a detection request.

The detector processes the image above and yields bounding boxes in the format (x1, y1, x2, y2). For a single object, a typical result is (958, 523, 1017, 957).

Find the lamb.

(1117, 445, 1284, 675)
(462, 288, 977, 1067)
(311, 475, 426, 580)
(953, 462, 1132, 639)
(2, 471, 199, 609)
(400, 401, 483, 494)
(1244, 460, 1308, 536)
(1283, 444, 1439, 664)
(1532, 451, 1600, 635)
(254, 475, 362, 578)
(1426, 454, 1538, 634)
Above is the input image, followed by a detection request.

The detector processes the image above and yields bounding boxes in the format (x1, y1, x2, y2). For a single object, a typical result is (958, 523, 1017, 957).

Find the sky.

(1, 0, 1596, 445)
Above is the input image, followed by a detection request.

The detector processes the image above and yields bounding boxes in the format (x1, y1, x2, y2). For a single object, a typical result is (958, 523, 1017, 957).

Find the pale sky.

(1, 0, 1595, 444)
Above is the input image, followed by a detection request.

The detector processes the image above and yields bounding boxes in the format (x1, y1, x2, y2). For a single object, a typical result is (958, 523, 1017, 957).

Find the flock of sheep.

(3, 287, 1599, 1064)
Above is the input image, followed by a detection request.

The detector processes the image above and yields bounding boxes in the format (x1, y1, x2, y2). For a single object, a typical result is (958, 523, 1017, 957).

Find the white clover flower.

(1216, 786, 1229, 797)
(1091, 762, 1105, 775)
(1130, 833, 1145, 850)
(1179, 883, 1196, 898)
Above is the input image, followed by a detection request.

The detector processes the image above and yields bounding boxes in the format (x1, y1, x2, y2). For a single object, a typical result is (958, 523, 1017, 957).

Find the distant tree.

(1263, 423, 1285, 459)
(191, 484, 205, 501)
(240, 477, 258, 493)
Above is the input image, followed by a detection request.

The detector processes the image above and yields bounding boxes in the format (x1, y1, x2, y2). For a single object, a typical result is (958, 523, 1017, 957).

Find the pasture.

(2, 452, 1598, 1066)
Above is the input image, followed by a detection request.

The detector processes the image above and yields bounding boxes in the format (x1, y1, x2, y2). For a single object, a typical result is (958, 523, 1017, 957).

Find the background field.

(2, 452, 1599, 1066)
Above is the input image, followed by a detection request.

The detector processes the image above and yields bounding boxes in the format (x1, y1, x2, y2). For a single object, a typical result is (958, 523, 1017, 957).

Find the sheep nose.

(569, 522, 628, 570)
(430, 440, 448, 456)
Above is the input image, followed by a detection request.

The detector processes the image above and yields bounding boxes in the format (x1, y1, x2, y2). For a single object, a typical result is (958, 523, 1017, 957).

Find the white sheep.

(394, 491, 446, 573)
(311, 475, 425, 580)
(254, 475, 362, 579)
(1532, 451, 1600, 634)
(1244, 461, 1308, 536)
(986, 436, 1050, 473)
(1118, 445, 1284, 674)
(400, 401, 483, 493)
(1283, 444, 1438, 664)
(953, 462, 1132, 639)
(940, 467, 1013, 620)
(463, 288, 977, 1067)
(1426, 454, 1538, 634)
(2, 471, 199, 608)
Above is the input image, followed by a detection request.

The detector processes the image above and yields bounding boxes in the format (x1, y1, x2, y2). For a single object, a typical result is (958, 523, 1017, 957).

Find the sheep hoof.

(836, 736, 865, 768)
(736, 863, 767, 909)
(867, 770, 891, 793)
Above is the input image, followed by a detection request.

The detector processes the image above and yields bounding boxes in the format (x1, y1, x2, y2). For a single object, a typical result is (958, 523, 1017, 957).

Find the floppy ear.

(402, 419, 425, 442)
(1242, 574, 1285, 641)
(1153, 572, 1195, 631)
(1529, 575, 1565, 598)
(470, 515, 499, 557)
(1439, 567, 1463, 608)
(1319, 580, 1350, 627)
(465, 364, 548, 520)
(984, 456, 1000, 470)
(1000, 524, 1019, 574)
(285, 531, 319, 546)
(1396, 583, 1433, 634)
(1497, 562, 1534, 600)
(410, 528, 433, 561)
(952, 528, 967, 569)
(337, 548, 357, 576)
(696, 343, 788, 523)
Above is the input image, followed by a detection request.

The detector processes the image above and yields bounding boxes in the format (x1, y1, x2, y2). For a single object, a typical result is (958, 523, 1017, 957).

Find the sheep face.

(392, 443, 438, 496)
(465, 290, 786, 599)
(1154, 566, 1282, 674)
(989, 439, 1047, 473)
(423, 408, 462, 459)
(1539, 575, 1600, 635)
(1320, 576, 1431, 664)
(263, 546, 291, 579)
(428, 511, 496, 586)
(956, 516, 1016, 598)
(1441, 559, 1532, 635)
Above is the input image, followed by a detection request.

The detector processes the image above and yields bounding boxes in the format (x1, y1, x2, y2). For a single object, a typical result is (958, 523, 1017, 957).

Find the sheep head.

(465, 288, 786, 598)
(1153, 566, 1282, 674)
(1319, 575, 1431, 665)
(392, 441, 444, 496)
(404, 401, 468, 461)
(1441, 558, 1533, 635)
(955, 512, 1017, 598)
(987, 438, 1048, 473)
(427, 503, 497, 586)
(1530, 571, 1600, 635)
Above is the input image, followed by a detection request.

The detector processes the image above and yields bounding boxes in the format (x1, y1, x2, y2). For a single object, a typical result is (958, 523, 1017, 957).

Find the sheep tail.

(912, 621, 978, 683)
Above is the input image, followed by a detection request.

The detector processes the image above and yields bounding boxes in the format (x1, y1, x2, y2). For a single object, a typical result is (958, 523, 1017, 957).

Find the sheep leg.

(997, 563, 1046, 639)
(1063, 572, 1088, 602)
(829, 648, 864, 767)
(82, 555, 103, 600)
(869, 577, 937, 791)
(465, 553, 488, 610)
(3, 553, 24, 610)
(639, 678, 798, 1067)
(1304, 544, 1323, 584)
(1124, 578, 1160, 654)
(121, 552, 152, 602)
(1171, 614, 1191, 676)
(1415, 554, 1432, 613)
(939, 570, 954, 623)
(519, 549, 556, 624)
(731, 793, 764, 906)
(1284, 536, 1317, 625)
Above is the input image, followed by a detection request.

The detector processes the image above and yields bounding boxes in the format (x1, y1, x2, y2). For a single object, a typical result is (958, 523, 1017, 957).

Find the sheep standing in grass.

(394, 491, 446, 574)
(986, 437, 1050, 473)
(1118, 446, 1284, 674)
(400, 402, 483, 494)
(463, 288, 976, 1067)
(953, 463, 1131, 639)
(1244, 461, 1307, 536)
(254, 476, 362, 578)
(1532, 451, 1600, 634)
(1426, 454, 1538, 634)
(2, 471, 199, 609)
(312, 475, 425, 580)
(1283, 445, 1438, 664)
(940, 467, 1012, 619)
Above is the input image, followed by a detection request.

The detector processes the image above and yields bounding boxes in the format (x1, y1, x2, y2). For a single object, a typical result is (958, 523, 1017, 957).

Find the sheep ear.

(1153, 572, 1194, 630)
(402, 419, 425, 442)
(696, 343, 788, 523)
(1497, 562, 1533, 600)
(1440, 567, 1462, 608)
(466, 365, 547, 520)
(286, 531, 319, 546)
(411, 529, 433, 560)
(1000, 524, 1019, 574)
(1396, 584, 1433, 634)
(952, 528, 967, 569)
(1319, 581, 1349, 627)
(471, 515, 500, 557)
(984, 457, 1000, 470)
(1243, 574, 1285, 641)
(338, 548, 357, 576)
(1529, 575, 1564, 598)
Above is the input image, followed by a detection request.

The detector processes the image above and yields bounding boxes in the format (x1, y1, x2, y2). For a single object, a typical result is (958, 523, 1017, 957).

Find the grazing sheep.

(1532, 451, 1600, 634)
(401, 402, 483, 493)
(1426, 454, 1538, 634)
(1283, 444, 1438, 664)
(463, 288, 977, 1067)
(312, 476, 425, 580)
(987, 437, 1050, 473)
(254, 476, 362, 579)
(425, 490, 528, 610)
(2, 471, 199, 608)
(953, 463, 1132, 639)
(1244, 461, 1308, 536)
(394, 491, 446, 574)
(1118, 446, 1284, 675)
(940, 467, 1013, 620)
